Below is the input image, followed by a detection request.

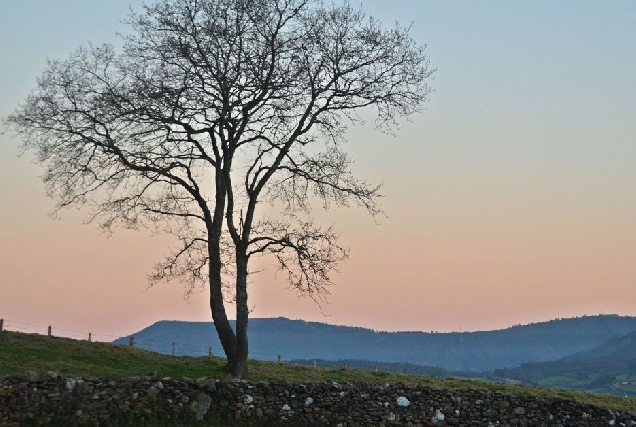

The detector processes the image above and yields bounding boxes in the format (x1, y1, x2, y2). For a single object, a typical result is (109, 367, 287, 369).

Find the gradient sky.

(1, 1, 635, 340)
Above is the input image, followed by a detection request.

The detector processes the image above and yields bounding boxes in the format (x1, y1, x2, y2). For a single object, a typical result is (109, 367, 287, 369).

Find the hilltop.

(114, 314, 636, 371)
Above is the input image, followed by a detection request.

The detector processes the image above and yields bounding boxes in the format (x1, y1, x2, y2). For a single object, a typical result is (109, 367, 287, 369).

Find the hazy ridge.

(114, 314, 636, 372)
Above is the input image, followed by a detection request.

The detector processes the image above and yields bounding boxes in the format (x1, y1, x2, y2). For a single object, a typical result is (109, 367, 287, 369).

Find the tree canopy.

(5, 0, 434, 378)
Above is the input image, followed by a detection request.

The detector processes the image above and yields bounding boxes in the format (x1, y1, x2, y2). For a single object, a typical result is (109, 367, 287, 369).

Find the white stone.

(305, 397, 314, 406)
(244, 395, 253, 404)
(396, 396, 410, 407)
(282, 404, 291, 412)
(435, 409, 445, 421)
(65, 378, 77, 391)
(388, 413, 396, 421)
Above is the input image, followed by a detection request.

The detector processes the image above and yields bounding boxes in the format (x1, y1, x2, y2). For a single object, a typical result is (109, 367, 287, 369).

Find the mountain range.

(114, 314, 636, 372)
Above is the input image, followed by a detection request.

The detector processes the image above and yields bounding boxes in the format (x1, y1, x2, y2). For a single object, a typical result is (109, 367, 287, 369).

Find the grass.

(535, 375, 581, 388)
(2, 330, 636, 414)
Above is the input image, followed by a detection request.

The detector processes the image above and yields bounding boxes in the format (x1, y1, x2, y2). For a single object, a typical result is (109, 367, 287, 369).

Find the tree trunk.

(233, 252, 250, 379)
(206, 173, 241, 373)
(204, 168, 245, 375)
(209, 288, 237, 364)
(208, 253, 239, 371)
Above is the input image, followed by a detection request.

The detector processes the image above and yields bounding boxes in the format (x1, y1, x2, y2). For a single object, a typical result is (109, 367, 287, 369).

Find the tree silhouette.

(5, 0, 433, 378)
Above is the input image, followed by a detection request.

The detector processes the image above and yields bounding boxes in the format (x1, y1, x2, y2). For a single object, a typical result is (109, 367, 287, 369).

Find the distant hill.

(490, 330, 636, 396)
(114, 314, 636, 372)
(562, 330, 636, 363)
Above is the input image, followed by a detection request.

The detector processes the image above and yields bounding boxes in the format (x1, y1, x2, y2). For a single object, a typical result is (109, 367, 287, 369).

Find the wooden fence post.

(208, 346, 213, 358)
(48, 325, 52, 336)
(277, 355, 282, 364)
(88, 333, 92, 342)
(129, 336, 135, 347)
(0, 319, 3, 332)
(172, 342, 176, 356)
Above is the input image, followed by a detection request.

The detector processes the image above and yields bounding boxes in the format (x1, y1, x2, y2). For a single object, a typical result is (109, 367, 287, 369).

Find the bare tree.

(5, 0, 433, 378)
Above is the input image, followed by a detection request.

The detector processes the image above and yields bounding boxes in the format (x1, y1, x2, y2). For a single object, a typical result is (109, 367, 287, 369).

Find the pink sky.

(1, 1, 636, 340)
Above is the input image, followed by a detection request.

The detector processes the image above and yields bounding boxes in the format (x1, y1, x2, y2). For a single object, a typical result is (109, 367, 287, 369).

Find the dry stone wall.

(1, 371, 634, 426)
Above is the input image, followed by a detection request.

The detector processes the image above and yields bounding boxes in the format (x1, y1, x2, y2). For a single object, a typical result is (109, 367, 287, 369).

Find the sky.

(1, 1, 635, 340)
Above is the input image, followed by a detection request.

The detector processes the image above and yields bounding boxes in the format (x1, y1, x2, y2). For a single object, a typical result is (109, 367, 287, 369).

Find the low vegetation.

(2, 330, 635, 414)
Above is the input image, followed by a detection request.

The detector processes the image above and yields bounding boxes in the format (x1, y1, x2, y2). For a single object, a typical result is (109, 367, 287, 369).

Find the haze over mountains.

(114, 314, 636, 372)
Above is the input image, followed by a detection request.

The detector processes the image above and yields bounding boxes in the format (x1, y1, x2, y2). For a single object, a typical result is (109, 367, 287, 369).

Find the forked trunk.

(207, 218, 242, 376)
(217, 297, 248, 379)
(209, 288, 238, 368)
(207, 243, 250, 379)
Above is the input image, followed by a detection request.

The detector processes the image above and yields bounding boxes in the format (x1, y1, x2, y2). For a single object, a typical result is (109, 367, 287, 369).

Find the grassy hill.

(2, 329, 636, 414)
